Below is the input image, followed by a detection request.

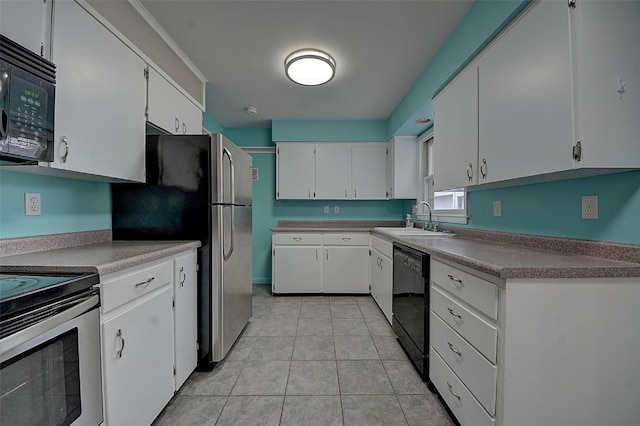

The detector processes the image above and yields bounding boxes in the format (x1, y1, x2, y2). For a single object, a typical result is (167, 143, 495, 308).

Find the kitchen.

(1, 0, 639, 425)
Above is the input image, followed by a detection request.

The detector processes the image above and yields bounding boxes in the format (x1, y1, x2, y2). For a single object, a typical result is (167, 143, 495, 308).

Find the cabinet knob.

(480, 158, 487, 179)
(175, 117, 180, 132)
(179, 266, 186, 287)
(59, 136, 69, 163)
(447, 382, 461, 401)
(466, 163, 473, 181)
(116, 329, 125, 358)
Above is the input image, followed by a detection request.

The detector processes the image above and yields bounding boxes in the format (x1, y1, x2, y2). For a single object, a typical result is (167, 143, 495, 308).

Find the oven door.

(0, 294, 103, 426)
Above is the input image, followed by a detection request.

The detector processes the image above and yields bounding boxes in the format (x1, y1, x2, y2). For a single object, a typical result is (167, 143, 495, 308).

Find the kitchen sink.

(373, 227, 455, 237)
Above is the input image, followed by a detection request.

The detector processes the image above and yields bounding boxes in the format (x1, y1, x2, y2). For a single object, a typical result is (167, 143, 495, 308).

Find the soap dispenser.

(405, 214, 413, 228)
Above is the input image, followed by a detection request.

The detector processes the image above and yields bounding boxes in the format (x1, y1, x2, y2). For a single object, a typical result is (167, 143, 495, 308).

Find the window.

(418, 131, 468, 224)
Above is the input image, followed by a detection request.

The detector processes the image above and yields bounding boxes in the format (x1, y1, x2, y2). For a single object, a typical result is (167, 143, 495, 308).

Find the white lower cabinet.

(173, 250, 198, 390)
(369, 235, 393, 323)
(272, 232, 369, 294)
(100, 251, 198, 425)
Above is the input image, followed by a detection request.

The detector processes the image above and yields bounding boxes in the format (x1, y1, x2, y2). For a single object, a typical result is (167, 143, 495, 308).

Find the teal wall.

(0, 170, 111, 239)
(463, 171, 640, 244)
(221, 123, 408, 284)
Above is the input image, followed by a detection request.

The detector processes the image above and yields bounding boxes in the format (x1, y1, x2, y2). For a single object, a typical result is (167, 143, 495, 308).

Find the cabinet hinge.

(369, 249, 371, 256)
(572, 141, 582, 161)
(568, 0, 576, 8)
(272, 249, 275, 256)
(386, 148, 388, 155)
(276, 148, 279, 154)
(144, 106, 149, 120)
(144, 67, 149, 80)
(173, 365, 176, 377)
(40, 43, 44, 57)
(196, 264, 200, 272)
(172, 297, 175, 309)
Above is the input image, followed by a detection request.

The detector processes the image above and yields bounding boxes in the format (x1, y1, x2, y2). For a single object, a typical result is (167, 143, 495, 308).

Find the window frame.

(417, 130, 469, 225)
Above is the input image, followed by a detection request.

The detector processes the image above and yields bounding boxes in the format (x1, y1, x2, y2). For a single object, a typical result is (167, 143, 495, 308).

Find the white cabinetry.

(0, 0, 52, 58)
(322, 233, 370, 294)
(369, 235, 393, 323)
(352, 145, 388, 199)
(315, 145, 351, 199)
(272, 232, 369, 294)
(387, 136, 418, 199)
(146, 66, 202, 135)
(276, 142, 388, 200)
(430, 257, 640, 426)
(272, 233, 322, 293)
(50, 0, 146, 182)
(276, 144, 316, 199)
(433, 0, 640, 191)
(173, 250, 198, 390)
(100, 259, 175, 426)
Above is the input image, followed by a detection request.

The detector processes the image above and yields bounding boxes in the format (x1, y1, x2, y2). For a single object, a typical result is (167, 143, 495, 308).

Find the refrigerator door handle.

(223, 147, 235, 261)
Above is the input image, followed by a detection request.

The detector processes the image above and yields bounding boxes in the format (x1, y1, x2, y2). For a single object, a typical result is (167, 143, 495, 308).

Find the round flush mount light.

(285, 49, 336, 86)
(244, 106, 258, 115)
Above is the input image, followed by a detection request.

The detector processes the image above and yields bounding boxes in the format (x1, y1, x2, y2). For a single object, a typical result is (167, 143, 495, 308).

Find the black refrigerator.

(112, 133, 252, 370)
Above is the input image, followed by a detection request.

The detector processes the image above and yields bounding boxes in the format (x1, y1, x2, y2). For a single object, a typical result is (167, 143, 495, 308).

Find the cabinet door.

(322, 247, 369, 294)
(273, 246, 321, 293)
(0, 0, 51, 58)
(477, 1, 573, 184)
(147, 66, 202, 135)
(387, 137, 418, 199)
(315, 145, 351, 199)
(352, 145, 387, 199)
(276, 144, 315, 199)
(433, 65, 479, 191)
(378, 254, 393, 324)
(572, 0, 640, 169)
(51, 1, 145, 182)
(174, 251, 198, 390)
(101, 287, 175, 426)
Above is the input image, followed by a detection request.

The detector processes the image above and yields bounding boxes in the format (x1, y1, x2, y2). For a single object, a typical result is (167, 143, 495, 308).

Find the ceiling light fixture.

(245, 106, 258, 115)
(415, 117, 432, 124)
(285, 49, 336, 86)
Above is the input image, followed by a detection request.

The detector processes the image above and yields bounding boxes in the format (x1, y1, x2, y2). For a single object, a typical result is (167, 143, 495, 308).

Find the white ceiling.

(140, 0, 473, 129)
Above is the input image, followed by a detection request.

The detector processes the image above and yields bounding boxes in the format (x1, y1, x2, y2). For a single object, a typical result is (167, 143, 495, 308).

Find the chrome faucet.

(415, 201, 434, 230)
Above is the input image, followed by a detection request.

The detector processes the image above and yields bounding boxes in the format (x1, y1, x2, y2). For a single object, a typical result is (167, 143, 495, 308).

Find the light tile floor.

(153, 285, 454, 426)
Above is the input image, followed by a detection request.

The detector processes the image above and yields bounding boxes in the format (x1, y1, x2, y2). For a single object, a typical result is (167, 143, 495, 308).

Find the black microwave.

(0, 35, 55, 163)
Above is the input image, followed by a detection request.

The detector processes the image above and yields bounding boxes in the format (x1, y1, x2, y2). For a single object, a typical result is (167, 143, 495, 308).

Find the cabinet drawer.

(431, 259, 498, 320)
(101, 260, 173, 313)
(430, 348, 495, 426)
(431, 285, 497, 363)
(323, 233, 369, 246)
(431, 312, 497, 415)
(273, 233, 322, 245)
(371, 235, 393, 258)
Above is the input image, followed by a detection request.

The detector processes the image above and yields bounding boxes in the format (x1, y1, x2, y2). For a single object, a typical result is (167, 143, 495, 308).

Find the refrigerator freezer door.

(211, 204, 252, 362)
(212, 134, 253, 206)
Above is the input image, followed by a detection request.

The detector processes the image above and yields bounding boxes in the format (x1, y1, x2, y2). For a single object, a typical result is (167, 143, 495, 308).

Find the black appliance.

(392, 242, 431, 383)
(0, 35, 55, 164)
(0, 270, 103, 426)
(112, 133, 253, 371)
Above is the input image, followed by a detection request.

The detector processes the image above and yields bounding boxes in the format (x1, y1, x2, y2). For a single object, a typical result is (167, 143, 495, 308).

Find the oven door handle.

(0, 294, 99, 359)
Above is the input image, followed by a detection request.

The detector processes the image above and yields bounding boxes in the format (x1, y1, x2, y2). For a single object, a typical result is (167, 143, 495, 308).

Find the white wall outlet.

(493, 200, 502, 217)
(25, 193, 41, 216)
(582, 195, 598, 220)
(334, 206, 339, 214)
(324, 205, 329, 214)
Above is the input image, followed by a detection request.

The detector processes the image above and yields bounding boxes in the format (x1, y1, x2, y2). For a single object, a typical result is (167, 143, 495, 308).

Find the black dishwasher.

(392, 243, 430, 383)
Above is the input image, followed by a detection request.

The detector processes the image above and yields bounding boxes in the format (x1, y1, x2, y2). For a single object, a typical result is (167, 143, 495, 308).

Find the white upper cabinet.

(387, 136, 418, 199)
(571, 0, 640, 169)
(433, 0, 640, 190)
(276, 142, 388, 200)
(316, 145, 351, 199)
(51, 0, 146, 182)
(433, 66, 479, 191)
(0, 0, 52, 58)
(146, 66, 202, 135)
(276, 143, 316, 199)
(352, 145, 387, 199)
(477, 0, 573, 184)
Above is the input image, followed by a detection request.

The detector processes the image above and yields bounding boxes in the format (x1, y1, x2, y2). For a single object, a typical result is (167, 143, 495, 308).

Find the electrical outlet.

(582, 195, 598, 220)
(493, 200, 502, 217)
(25, 193, 41, 216)
(324, 205, 329, 214)
(334, 206, 339, 214)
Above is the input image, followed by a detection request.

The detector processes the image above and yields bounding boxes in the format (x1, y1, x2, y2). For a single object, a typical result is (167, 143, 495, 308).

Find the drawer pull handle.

(341, 237, 352, 241)
(447, 307, 462, 320)
(292, 237, 303, 241)
(116, 329, 125, 358)
(447, 274, 463, 285)
(447, 382, 461, 401)
(135, 277, 155, 287)
(448, 341, 462, 357)
(179, 266, 186, 287)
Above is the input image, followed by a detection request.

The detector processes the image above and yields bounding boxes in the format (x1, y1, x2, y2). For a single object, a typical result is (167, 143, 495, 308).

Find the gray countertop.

(0, 240, 201, 277)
